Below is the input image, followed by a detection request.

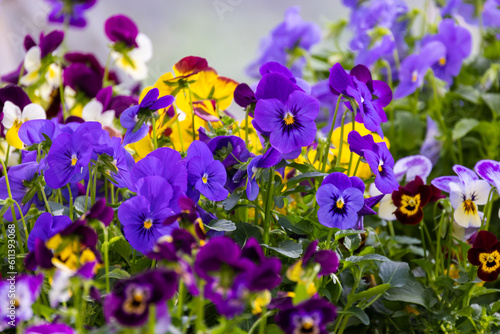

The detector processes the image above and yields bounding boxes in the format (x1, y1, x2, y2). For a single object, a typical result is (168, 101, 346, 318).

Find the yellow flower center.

(439, 57, 446, 66)
(202, 174, 208, 184)
(71, 154, 78, 166)
(399, 194, 421, 216)
(378, 165, 383, 172)
(284, 112, 295, 125)
(479, 251, 500, 273)
(336, 198, 344, 209)
(143, 219, 153, 229)
(463, 199, 476, 215)
(411, 71, 418, 83)
(123, 287, 148, 315)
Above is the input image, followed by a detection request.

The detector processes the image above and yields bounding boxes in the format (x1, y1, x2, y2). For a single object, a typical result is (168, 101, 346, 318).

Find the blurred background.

(0, 0, 430, 86)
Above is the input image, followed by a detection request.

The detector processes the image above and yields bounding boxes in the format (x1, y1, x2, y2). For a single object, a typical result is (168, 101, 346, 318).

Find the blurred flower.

(112, 33, 152, 81)
(394, 41, 446, 99)
(26, 323, 75, 334)
(422, 19, 472, 85)
(27, 213, 72, 252)
(393, 155, 433, 183)
(2, 101, 46, 149)
(468, 230, 500, 282)
(105, 14, 139, 48)
(432, 165, 490, 228)
(246, 6, 321, 78)
(484, 0, 500, 27)
(275, 297, 337, 334)
(45, 0, 97, 28)
(0, 274, 43, 330)
(104, 269, 177, 329)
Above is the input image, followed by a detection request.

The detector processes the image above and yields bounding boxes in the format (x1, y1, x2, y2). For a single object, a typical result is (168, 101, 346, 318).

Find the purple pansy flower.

(393, 155, 433, 183)
(329, 63, 392, 136)
(422, 19, 472, 85)
(44, 131, 93, 189)
(475, 160, 500, 191)
(0, 274, 43, 330)
(254, 75, 319, 154)
(185, 141, 228, 202)
(234, 83, 256, 109)
(246, 147, 283, 201)
(120, 88, 174, 145)
(432, 165, 490, 228)
(302, 240, 339, 276)
(105, 14, 139, 48)
(316, 172, 365, 229)
(484, 0, 500, 27)
(27, 213, 72, 252)
(104, 269, 177, 330)
(275, 297, 337, 334)
(394, 41, 446, 99)
(19, 119, 60, 146)
(246, 6, 321, 78)
(348, 131, 399, 194)
(45, 0, 97, 28)
(118, 176, 177, 254)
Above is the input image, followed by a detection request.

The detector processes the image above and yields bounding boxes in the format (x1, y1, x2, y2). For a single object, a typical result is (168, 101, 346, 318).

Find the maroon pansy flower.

(468, 231, 500, 282)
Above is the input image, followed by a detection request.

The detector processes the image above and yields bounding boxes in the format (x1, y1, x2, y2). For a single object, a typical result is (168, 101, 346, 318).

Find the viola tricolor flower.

(0, 274, 43, 330)
(475, 160, 500, 191)
(468, 231, 500, 282)
(275, 297, 337, 334)
(329, 63, 392, 136)
(118, 176, 177, 254)
(45, 0, 97, 28)
(348, 131, 399, 194)
(186, 141, 229, 201)
(392, 176, 442, 225)
(316, 172, 365, 229)
(254, 73, 319, 154)
(27, 213, 72, 252)
(2, 101, 46, 149)
(432, 165, 491, 228)
(104, 269, 177, 330)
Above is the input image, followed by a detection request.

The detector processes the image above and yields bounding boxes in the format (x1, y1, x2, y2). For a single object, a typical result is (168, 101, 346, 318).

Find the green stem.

(195, 283, 205, 333)
(102, 50, 112, 87)
(103, 224, 110, 293)
(244, 106, 250, 147)
(0, 159, 25, 251)
(85, 163, 92, 212)
(322, 94, 343, 173)
(4, 144, 10, 167)
(58, 58, 68, 119)
(347, 115, 356, 176)
(420, 221, 428, 261)
(175, 118, 185, 152)
(435, 212, 446, 277)
(67, 184, 73, 219)
(336, 112, 349, 169)
(263, 167, 275, 252)
(177, 281, 185, 319)
(148, 304, 156, 334)
(187, 87, 196, 141)
(151, 111, 158, 150)
(40, 185, 52, 214)
(258, 308, 268, 334)
(91, 166, 97, 207)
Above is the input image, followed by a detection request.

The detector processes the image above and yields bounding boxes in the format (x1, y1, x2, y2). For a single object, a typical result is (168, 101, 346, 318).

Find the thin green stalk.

(0, 159, 25, 251)
(4, 144, 10, 167)
(195, 283, 205, 333)
(85, 163, 92, 212)
(91, 166, 97, 206)
(148, 304, 156, 334)
(435, 212, 446, 277)
(336, 112, 349, 169)
(151, 111, 158, 150)
(352, 158, 362, 177)
(67, 184, 73, 219)
(347, 115, 356, 176)
(322, 95, 343, 173)
(175, 118, 186, 152)
(110, 183, 115, 205)
(177, 281, 185, 319)
(258, 308, 268, 334)
(187, 87, 196, 141)
(420, 221, 428, 261)
(481, 187, 495, 231)
(58, 58, 68, 119)
(102, 50, 112, 87)
(103, 224, 110, 293)
(244, 106, 250, 147)
(40, 185, 52, 214)
(263, 167, 275, 252)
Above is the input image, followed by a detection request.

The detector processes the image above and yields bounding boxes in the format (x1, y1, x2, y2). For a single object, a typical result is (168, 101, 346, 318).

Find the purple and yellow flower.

(468, 230, 500, 282)
(254, 73, 319, 154)
(432, 165, 490, 228)
(275, 297, 337, 334)
(316, 172, 365, 229)
(2, 101, 46, 149)
(27, 213, 72, 252)
(118, 176, 177, 254)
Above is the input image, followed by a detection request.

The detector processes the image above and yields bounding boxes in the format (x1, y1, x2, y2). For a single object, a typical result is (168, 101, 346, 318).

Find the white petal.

(24, 46, 41, 72)
(454, 203, 481, 228)
(37, 82, 52, 102)
(2, 101, 22, 129)
(466, 180, 491, 205)
(377, 194, 396, 221)
(45, 63, 61, 86)
(81, 100, 103, 121)
(22, 103, 46, 121)
(19, 70, 40, 86)
(134, 33, 153, 62)
(449, 182, 466, 209)
(394, 155, 433, 183)
(99, 110, 116, 127)
(64, 86, 76, 109)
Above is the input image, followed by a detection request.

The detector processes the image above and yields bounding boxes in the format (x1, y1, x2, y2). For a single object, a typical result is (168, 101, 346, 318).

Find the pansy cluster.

(0, 0, 499, 333)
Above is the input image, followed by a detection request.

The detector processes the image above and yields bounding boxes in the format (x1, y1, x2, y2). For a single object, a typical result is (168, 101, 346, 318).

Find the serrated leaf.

(263, 240, 303, 258)
(379, 262, 409, 287)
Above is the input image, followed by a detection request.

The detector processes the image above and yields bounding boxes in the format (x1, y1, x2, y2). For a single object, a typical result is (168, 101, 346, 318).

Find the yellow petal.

(6, 124, 24, 149)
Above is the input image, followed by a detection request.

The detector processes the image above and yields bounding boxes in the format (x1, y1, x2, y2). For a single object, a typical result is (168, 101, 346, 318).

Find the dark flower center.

(293, 315, 320, 334)
(463, 199, 476, 215)
(123, 286, 149, 315)
(479, 251, 500, 273)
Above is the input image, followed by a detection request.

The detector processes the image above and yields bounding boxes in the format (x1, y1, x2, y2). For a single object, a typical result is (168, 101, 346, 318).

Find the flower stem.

(244, 106, 250, 147)
(322, 95, 343, 173)
(336, 112, 349, 169)
(103, 224, 110, 293)
(67, 184, 73, 219)
(177, 281, 185, 319)
(148, 304, 156, 334)
(151, 111, 158, 150)
(435, 212, 446, 277)
(195, 283, 205, 333)
(258, 308, 267, 334)
(263, 167, 275, 253)
(187, 86, 196, 141)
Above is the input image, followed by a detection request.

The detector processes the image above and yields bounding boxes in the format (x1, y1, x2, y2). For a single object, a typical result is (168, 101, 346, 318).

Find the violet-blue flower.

(316, 172, 365, 229)
(27, 213, 72, 252)
(275, 297, 337, 334)
(105, 14, 139, 48)
(45, 0, 97, 28)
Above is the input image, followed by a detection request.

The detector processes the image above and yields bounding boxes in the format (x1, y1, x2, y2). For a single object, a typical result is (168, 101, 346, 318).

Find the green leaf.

(393, 236, 421, 245)
(452, 118, 479, 141)
(207, 219, 236, 232)
(344, 234, 362, 252)
(339, 306, 370, 325)
(74, 196, 87, 213)
(412, 259, 434, 275)
(222, 191, 242, 211)
(384, 277, 436, 309)
(344, 254, 390, 263)
(263, 240, 303, 258)
(378, 261, 410, 287)
(454, 85, 480, 104)
(482, 93, 500, 117)
(277, 216, 314, 236)
(232, 222, 262, 245)
(274, 196, 285, 209)
(99, 268, 130, 280)
(335, 229, 365, 241)
(48, 201, 69, 216)
(349, 283, 390, 304)
(109, 237, 132, 264)
(286, 172, 328, 188)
